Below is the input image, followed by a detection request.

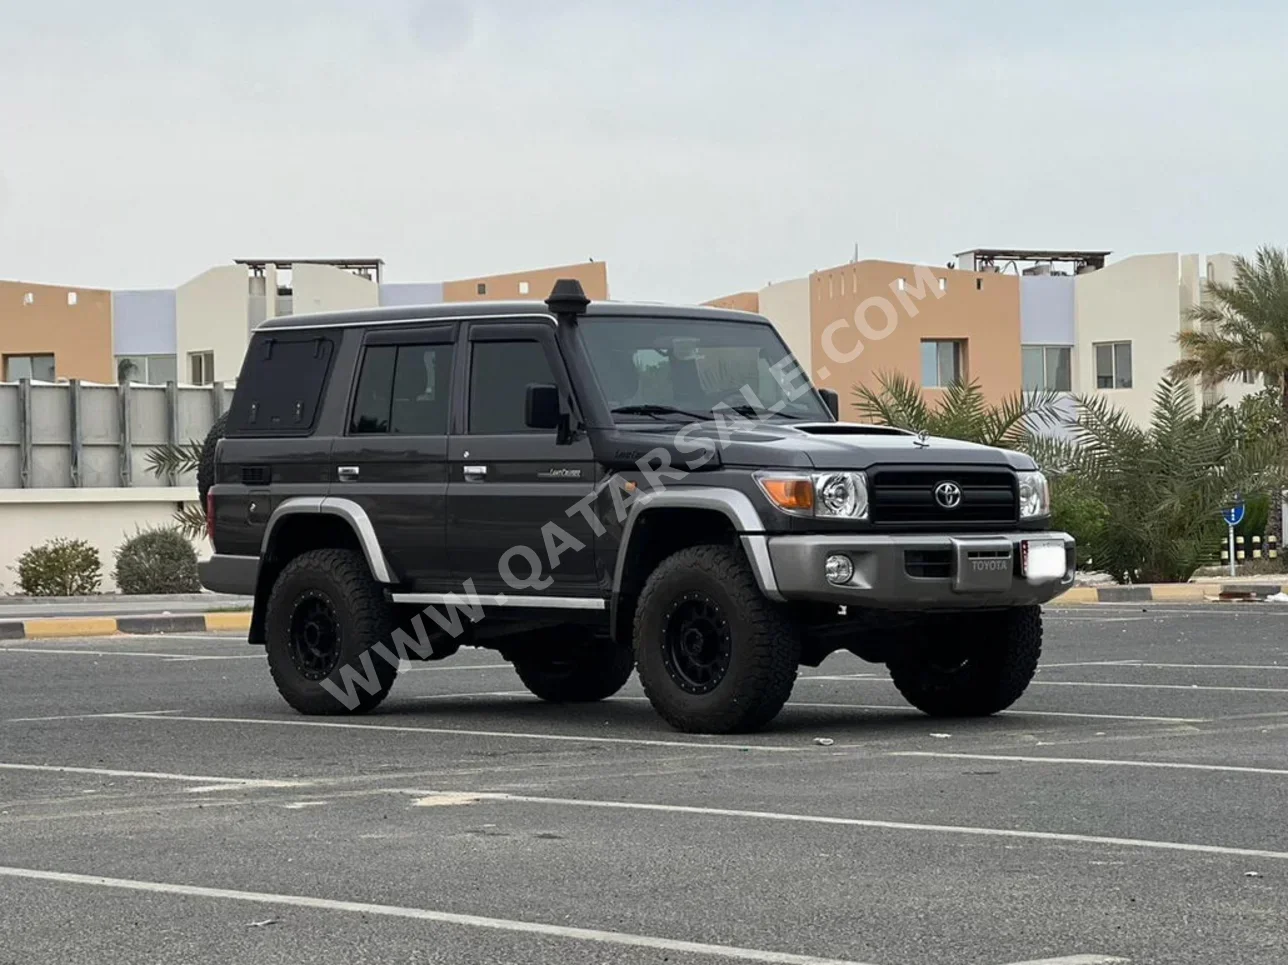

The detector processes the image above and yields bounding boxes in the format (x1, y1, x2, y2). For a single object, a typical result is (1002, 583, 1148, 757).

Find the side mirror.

(819, 388, 840, 420)
(524, 383, 561, 430)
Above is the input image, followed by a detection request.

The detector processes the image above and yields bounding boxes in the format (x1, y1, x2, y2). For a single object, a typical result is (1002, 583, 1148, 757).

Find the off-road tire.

(634, 544, 801, 734)
(512, 630, 635, 703)
(197, 411, 228, 509)
(265, 548, 398, 715)
(888, 605, 1042, 717)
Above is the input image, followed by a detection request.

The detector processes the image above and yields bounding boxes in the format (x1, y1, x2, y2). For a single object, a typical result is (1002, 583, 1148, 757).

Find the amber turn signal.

(755, 474, 815, 514)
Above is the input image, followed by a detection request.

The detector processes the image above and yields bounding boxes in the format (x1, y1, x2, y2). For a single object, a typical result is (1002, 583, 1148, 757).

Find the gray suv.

(200, 280, 1074, 733)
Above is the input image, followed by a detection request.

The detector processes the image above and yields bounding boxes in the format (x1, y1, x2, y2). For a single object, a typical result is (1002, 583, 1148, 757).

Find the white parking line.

(6, 710, 180, 723)
(465, 792, 1288, 862)
(1036, 680, 1288, 695)
(891, 752, 1288, 777)
(997, 956, 1127, 965)
(605, 695, 1200, 724)
(402, 663, 512, 673)
(0, 647, 260, 661)
(1042, 661, 1288, 672)
(107, 712, 802, 753)
(0, 762, 308, 788)
(798, 675, 1288, 696)
(0, 865, 878, 965)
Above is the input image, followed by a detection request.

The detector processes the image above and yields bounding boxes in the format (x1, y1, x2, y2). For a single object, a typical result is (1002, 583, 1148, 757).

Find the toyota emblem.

(934, 481, 962, 510)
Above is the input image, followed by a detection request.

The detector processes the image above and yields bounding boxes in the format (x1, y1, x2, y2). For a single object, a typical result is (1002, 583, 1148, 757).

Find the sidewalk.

(1058, 581, 1288, 604)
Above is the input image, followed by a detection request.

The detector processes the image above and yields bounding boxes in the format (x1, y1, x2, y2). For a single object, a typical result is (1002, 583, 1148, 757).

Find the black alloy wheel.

(661, 591, 733, 695)
(288, 591, 343, 681)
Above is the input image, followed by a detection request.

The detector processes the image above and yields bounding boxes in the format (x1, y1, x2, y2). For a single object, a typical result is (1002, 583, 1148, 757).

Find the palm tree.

(1055, 380, 1287, 583)
(1169, 246, 1288, 538)
(851, 372, 1069, 448)
(1169, 246, 1288, 409)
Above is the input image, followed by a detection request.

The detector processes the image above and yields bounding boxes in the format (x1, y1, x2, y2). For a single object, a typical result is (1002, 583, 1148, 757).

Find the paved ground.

(2, 604, 1286, 965)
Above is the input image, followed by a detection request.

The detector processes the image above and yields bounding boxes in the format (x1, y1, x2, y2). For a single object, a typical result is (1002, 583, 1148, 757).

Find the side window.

(391, 345, 452, 435)
(227, 334, 334, 435)
(468, 340, 556, 434)
(349, 344, 454, 435)
(349, 346, 396, 434)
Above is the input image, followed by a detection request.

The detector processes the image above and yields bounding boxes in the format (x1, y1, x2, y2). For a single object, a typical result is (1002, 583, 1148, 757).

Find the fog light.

(825, 554, 854, 585)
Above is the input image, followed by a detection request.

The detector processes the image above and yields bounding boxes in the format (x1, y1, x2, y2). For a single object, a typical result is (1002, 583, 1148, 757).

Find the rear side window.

(349, 344, 453, 435)
(227, 333, 335, 436)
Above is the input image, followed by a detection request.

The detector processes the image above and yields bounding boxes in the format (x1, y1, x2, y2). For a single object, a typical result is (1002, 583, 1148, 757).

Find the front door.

(330, 324, 456, 590)
(447, 322, 600, 598)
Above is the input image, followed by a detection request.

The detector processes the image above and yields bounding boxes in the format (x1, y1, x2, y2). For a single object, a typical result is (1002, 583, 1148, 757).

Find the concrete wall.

(1074, 253, 1184, 425)
(380, 282, 444, 307)
(702, 292, 760, 313)
(810, 260, 1022, 408)
(0, 380, 228, 489)
(290, 263, 379, 317)
(112, 289, 177, 356)
(176, 266, 251, 383)
(757, 277, 813, 375)
(443, 262, 609, 303)
(1020, 275, 1075, 345)
(0, 487, 207, 594)
(0, 280, 114, 382)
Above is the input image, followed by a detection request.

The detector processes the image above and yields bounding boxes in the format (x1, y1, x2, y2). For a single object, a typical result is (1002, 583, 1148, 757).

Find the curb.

(1055, 583, 1288, 605)
(0, 611, 251, 641)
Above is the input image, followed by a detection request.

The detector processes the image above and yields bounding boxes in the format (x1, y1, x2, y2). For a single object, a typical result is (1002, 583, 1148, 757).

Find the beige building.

(444, 261, 608, 303)
(0, 280, 114, 383)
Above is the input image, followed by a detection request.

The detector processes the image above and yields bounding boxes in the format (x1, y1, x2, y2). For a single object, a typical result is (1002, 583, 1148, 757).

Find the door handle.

(337, 465, 360, 481)
(463, 465, 488, 482)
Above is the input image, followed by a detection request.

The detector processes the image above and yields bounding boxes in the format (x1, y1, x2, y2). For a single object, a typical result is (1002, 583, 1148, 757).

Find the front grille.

(869, 467, 1017, 525)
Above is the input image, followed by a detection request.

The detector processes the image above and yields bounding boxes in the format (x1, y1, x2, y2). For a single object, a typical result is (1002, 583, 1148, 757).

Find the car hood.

(591, 422, 1036, 472)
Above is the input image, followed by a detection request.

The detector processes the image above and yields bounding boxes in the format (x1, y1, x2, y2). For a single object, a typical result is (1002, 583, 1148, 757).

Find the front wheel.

(634, 545, 801, 734)
(888, 606, 1042, 717)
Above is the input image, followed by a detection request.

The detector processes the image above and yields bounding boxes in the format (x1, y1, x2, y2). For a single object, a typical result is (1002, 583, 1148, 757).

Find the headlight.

(756, 471, 868, 519)
(1018, 470, 1050, 519)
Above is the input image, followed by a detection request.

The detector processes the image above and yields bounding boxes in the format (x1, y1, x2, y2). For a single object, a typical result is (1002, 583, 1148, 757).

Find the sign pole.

(1229, 522, 1236, 578)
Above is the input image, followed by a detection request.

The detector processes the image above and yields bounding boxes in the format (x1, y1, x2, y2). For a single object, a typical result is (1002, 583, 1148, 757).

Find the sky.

(0, 0, 1285, 303)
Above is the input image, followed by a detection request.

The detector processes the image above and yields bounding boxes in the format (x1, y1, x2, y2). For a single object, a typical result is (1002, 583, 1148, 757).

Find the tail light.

(205, 492, 215, 542)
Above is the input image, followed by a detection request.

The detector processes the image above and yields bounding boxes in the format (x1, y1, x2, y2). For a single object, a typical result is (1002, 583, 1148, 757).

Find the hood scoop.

(792, 423, 913, 437)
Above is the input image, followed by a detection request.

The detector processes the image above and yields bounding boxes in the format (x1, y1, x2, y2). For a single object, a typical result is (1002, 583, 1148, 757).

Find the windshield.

(580, 317, 829, 423)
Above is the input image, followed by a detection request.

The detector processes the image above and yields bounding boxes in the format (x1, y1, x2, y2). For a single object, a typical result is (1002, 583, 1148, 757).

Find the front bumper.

(756, 532, 1075, 609)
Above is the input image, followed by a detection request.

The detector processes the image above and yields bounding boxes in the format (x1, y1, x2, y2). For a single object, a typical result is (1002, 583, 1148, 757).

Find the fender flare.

(262, 497, 395, 584)
(609, 488, 783, 637)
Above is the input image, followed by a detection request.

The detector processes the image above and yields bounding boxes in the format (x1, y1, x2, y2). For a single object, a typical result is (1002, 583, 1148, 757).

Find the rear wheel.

(888, 606, 1042, 717)
(512, 628, 635, 703)
(634, 545, 800, 734)
(265, 548, 398, 715)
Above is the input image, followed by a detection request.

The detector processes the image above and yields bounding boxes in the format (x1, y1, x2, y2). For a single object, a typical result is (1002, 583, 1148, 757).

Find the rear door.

(218, 331, 337, 556)
(446, 321, 600, 598)
(329, 324, 457, 589)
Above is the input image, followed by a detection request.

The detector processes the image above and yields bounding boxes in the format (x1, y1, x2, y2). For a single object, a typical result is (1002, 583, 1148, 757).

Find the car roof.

(255, 300, 772, 332)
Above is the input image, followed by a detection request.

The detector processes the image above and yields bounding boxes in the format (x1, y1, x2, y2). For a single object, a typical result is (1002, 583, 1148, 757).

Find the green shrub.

(114, 527, 201, 595)
(1050, 476, 1108, 569)
(16, 538, 102, 596)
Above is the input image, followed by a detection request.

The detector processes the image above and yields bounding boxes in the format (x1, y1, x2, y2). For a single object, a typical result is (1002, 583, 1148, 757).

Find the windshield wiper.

(611, 404, 712, 422)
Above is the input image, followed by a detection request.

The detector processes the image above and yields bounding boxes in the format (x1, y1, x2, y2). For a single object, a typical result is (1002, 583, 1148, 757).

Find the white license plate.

(1025, 540, 1066, 582)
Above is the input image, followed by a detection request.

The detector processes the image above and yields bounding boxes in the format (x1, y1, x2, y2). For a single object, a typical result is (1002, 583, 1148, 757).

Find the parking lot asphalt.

(2, 604, 1286, 965)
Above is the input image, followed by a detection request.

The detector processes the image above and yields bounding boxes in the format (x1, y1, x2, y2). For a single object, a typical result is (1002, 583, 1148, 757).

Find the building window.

(518, 281, 530, 295)
(116, 355, 178, 384)
(920, 340, 965, 388)
(189, 351, 215, 385)
(4, 354, 56, 381)
(476, 282, 487, 296)
(1022, 346, 1072, 392)
(1241, 370, 1257, 384)
(23, 292, 34, 305)
(67, 292, 78, 306)
(1093, 341, 1132, 389)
